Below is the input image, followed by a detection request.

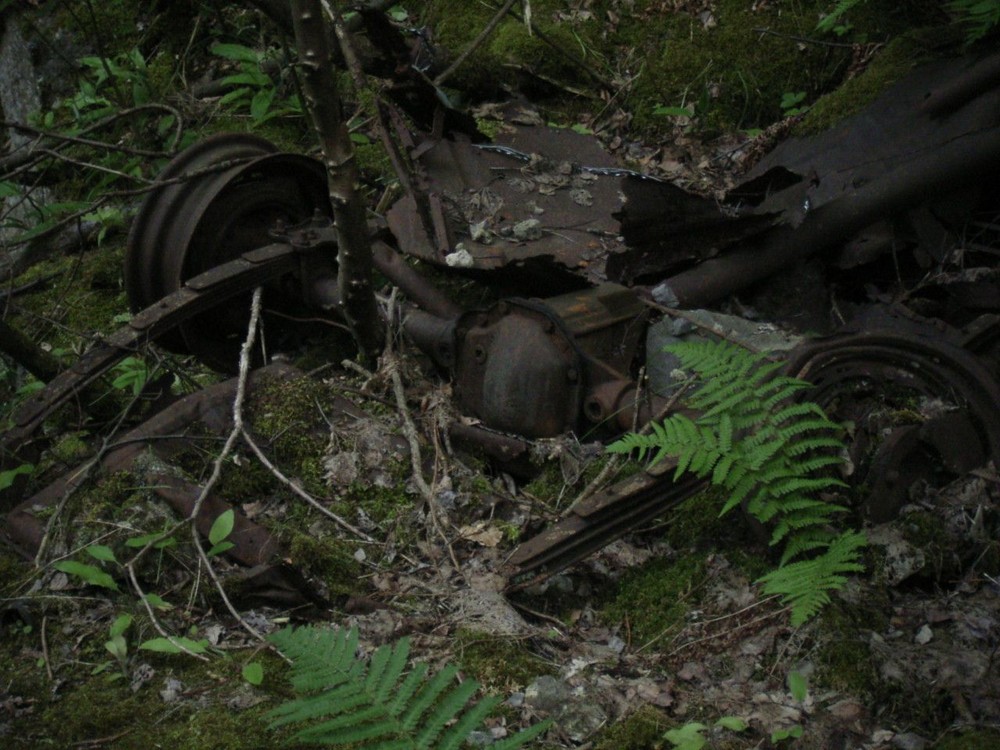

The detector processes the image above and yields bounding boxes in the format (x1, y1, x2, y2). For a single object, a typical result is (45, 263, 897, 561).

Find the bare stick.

(382, 291, 463, 575)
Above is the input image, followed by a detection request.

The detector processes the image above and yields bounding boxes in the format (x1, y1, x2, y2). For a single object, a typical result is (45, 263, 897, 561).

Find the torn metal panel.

(743, 52, 1000, 220)
(386, 125, 630, 282)
(609, 177, 777, 283)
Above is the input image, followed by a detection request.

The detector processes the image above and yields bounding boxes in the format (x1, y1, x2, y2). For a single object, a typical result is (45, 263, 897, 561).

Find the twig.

(127, 564, 208, 662)
(40, 615, 53, 681)
(1, 108, 180, 158)
(189, 289, 269, 644)
(241, 429, 377, 543)
(69, 729, 132, 748)
(504, 3, 614, 89)
(666, 606, 788, 657)
(433, 0, 519, 86)
(382, 290, 463, 575)
(32, 148, 155, 184)
(752, 27, 856, 49)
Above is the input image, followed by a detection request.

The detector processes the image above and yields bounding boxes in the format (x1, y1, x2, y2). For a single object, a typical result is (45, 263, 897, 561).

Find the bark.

(290, 0, 383, 360)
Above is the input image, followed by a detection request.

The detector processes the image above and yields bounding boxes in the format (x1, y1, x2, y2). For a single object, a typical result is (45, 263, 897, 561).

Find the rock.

(159, 677, 184, 703)
(914, 624, 933, 645)
(525, 676, 571, 713)
(446, 246, 475, 267)
(512, 219, 543, 241)
(892, 731, 930, 750)
(559, 699, 608, 742)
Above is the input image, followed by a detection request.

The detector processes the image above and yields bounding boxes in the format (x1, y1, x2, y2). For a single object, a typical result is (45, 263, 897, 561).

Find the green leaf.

(715, 716, 748, 732)
(0, 463, 34, 491)
(125, 531, 177, 549)
(250, 87, 275, 122)
(653, 105, 693, 117)
(209, 509, 235, 546)
(109, 614, 133, 638)
(210, 42, 262, 64)
(208, 540, 235, 557)
(663, 722, 707, 750)
(772, 724, 804, 742)
(243, 662, 264, 685)
(140, 636, 209, 655)
(788, 670, 808, 702)
(86, 544, 118, 564)
(143, 593, 173, 611)
(105, 634, 127, 661)
(53, 560, 119, 591)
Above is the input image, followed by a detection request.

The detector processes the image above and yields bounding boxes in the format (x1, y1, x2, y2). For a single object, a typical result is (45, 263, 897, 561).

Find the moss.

(601, 553, 708, 647)
(935, 729, 1000, 750)
(813, 600, 888, 703)
(246, 375, 330, 494)
(592, 705, 669, 750)
(426, 0, 597, 99)
(49, 431, 92, 465)
(9, 243, 130, 356)
(286, 532, 362, 596)
(796, 27, 951, 134)
(455, 630, 555, 693)
(338, 482, 414, 526)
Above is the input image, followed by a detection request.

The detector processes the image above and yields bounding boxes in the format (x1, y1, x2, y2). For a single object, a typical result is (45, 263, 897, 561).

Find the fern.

(949, 0, 1000, 42)
(758, 532, 867, 626)
(818, 0, 1000, 43)
(816, 0, 865, 34)
(267, 626, 550, 749)
(608, 340, 865, 625)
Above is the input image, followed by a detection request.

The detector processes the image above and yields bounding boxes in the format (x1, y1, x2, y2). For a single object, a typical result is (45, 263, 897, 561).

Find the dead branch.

(382, 290, 463, 576)
(291, 0, 383, 361)
(187, 287, 268, 644)
(0, 104, 183, 179)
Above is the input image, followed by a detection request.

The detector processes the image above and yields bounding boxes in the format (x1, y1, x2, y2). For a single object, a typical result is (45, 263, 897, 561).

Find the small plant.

(53, 543, 209, 656)
(211, 42, 303, 125)
(663, 716, 748, 750)
(949, 0, 1000, 42)
(816, 0, 864, 36)
(780, 92, 809, 117)
(266, 625, 550, 748)
(207, 509, 236, 557)
(103, 614, 133, 677)
(608, 340, 865, 625)
(110, 356, 150, 396)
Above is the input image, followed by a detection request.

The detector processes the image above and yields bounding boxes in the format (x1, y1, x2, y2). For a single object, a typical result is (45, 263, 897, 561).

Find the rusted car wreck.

(2, 26, 999, 590)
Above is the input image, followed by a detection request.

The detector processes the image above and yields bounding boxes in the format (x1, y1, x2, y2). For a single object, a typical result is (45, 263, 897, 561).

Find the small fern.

(608, 340, 864, 625)
(266, 625, 550, 749)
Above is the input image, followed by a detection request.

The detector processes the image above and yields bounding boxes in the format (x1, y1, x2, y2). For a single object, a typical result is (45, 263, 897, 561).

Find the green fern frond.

(266, 626, 550, 748)
(759, 532, 867, 625)
(612, 339, 865, 626)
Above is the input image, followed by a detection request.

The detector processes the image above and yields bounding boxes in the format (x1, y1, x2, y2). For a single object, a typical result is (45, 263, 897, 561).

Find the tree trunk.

(290, 0, 383, 360)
